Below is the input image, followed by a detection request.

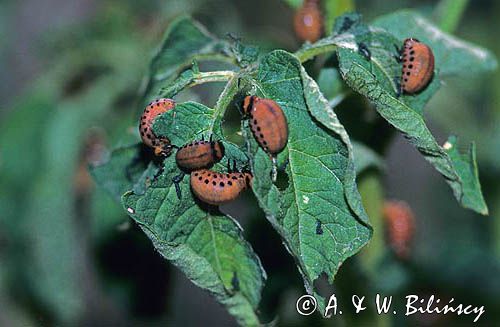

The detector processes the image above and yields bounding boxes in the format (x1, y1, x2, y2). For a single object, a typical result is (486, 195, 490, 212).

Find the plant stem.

(189, 70, 236, 87)
(434, 0, 469, 33)
(295, 43, 338, 63)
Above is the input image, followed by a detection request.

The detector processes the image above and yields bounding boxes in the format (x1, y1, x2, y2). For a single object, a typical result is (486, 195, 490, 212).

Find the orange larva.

(293, 0, 323, 43)
(139, 98, 175, 156)
(242, 96, 288, 155)
(175, 139, 224, 171)
(383, 200, 415, 260)
(400, 38, 435, 94)
(190, 169, 252, 206)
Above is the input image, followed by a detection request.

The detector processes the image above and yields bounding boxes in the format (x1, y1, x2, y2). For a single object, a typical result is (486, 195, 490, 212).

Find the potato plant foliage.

(91, 10, 496, 325)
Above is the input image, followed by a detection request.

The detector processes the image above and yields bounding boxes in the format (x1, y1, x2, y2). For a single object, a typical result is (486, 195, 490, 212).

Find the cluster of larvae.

(139, 96, 288, 206)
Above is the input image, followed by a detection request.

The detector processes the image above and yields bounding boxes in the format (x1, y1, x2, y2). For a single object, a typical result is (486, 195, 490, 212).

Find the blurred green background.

(0, 0, 499, 326)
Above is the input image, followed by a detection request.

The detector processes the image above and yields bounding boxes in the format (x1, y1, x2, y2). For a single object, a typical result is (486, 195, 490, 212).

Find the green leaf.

(245, 50, 371, 311)
(122, 99, 265, 326)
(317, 68, 347, 108)
(141, 16, 234, 106)
(337, 46, 488, 214)
(324, 0, 355, 35)
(443, 136, 487, 213)
(90, 144, 152, 201)
(352, 141, 385, 175)
(373, 10, 498, 76)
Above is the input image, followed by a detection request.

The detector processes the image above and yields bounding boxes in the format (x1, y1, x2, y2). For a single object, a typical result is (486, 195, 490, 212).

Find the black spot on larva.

(404, 78, 408, 82)
(194, 172, 198, 176)
(406, 72, 411, 76)
(189, 143, 193, 147)
(220, 182, 225, 187)
(145, 109, 150, 113)
(212, 181, 216, 185)
(256, 127, 261, 131)
(403, 65, 406, 68)
(228, 181, 233, 186)
(263, 141, 268, 145)
(232, 176, 237, 180)
(204, 179, 209, 184)
(253, 119, 257, 124)
(207, 173, 211, 177)
(140, 132, 145, 136)
(157, 103, 160, 107)
(408, 64, 413, 69)
(239, 174, 244, 179)
(410, 50, 415, 55)
(259, 133, 264, 138)
(141, 122, 146, 125)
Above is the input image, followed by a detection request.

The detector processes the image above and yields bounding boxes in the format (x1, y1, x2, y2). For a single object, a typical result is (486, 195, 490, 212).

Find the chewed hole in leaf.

(312, 272, 335, 299)
(274, 164, 289, 191)
(221, 92, 246, 146)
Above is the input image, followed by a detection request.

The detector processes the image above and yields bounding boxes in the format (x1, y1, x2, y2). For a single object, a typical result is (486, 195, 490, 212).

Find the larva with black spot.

(139, 98, 175, 156)
(190, 169, 252, 206)
(176, 139, 224, 171)
(242, 96, 288, 155)
(400, 38, 435, 94)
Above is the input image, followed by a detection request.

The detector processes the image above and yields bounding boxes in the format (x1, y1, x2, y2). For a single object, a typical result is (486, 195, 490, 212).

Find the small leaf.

(90, 144, 154, 201)
(229, 38, 260, 67)
(443, 136, 487, 214)
(324, 0, 355, 35)
(373, 10, 498, 76)
(245, 50, 372, 311)
(141, 16, 234, 106)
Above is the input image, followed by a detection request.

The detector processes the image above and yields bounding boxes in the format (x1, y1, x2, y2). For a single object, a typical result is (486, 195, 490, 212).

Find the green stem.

(189, 70, 236, 87)
(434, 0, 469, 33)
(295, 43, 338, 63)
(210, 75, 239, 132)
